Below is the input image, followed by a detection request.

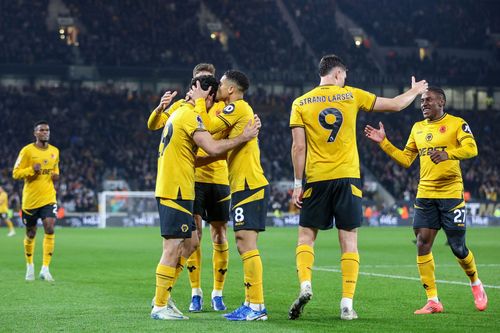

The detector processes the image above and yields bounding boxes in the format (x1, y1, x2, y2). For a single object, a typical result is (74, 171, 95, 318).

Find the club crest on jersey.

(425, 133, 433, 142)
(439, 126, 447, 133)
(43, 159, 48, 165)
(223, 104, 235, 114)
(196, 115, 205, 130)
(462, 123, 473, 135)
(181, 224, 189, 232)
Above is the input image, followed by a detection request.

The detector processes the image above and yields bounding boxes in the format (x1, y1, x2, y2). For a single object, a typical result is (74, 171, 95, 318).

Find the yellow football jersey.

(195, 101, 229, 185)
(290, 85, 376, 182)
(195, 98, 268, 192)
(0, 192, 8, 213)
(148, 99, 229, 185)
(155, 103, 206, 200)
(12, 143, 59, 210)
(379, 113, 477, 199)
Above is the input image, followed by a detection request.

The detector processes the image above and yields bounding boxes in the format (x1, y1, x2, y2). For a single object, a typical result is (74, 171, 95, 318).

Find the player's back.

(221, 100, 268, 192)
(290, 85, 375, 182)
(155, 103, 205, 200)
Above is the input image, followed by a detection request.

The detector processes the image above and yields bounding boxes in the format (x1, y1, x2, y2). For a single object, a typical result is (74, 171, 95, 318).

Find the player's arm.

(291, 126, 306, 208)
(52, 152, 60, 182)
(429, 122, 478, 164)
(147, 90, 178, 130)
(12, 148, 37, 179)
(194, 153, 227, 168)
(365, 122, 418, 168)
(372, 76, 428, 112)
(193, 118, 260, 157)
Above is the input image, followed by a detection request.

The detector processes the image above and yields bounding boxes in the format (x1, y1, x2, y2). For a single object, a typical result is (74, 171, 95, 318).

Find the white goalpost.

(98, 191, 158, 228)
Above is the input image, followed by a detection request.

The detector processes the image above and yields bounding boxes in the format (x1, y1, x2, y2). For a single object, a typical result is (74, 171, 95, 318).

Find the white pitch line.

(320, 264, 500, 269)
(314, 267, 500, 289)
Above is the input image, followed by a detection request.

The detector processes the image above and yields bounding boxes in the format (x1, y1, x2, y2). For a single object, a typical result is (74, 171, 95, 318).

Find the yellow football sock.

(417, 253, 438, 299)
(341, 252, 360, 298)
(296, 244, 314, 284)
(457, 250, 479, 283)
(24, 236, 35, 264)
(172, 256, 187, 287)
(6, 219, 14, 232)
(154, 264, 176, 307)
(187, 247, 201, 289)
(213, 242, 229, 291)
(241, 249, 264, 304)
(42, 234, 55, 267)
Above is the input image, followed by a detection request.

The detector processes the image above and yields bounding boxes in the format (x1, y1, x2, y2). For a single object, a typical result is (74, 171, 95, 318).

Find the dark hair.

(34, 120, 49, 129)
(318, 54, 347, 77)
(190, 75, 219, 98)
(193, 63, 216, 77)
(224, 70, 250, 93)
(427, 86, 446, 106)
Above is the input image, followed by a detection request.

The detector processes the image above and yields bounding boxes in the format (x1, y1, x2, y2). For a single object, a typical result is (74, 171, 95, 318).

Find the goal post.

(98, 191, 158, 228)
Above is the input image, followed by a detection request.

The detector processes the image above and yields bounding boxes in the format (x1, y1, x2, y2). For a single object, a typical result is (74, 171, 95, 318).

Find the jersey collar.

(426, 112, 447, 124)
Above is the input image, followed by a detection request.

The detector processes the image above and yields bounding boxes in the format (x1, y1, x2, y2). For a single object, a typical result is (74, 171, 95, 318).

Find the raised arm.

(373, 76, 428, 112)
(147, 90, 178, 130)
(365, 122, 418, 168)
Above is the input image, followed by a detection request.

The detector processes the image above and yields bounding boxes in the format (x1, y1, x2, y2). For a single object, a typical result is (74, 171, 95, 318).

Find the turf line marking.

(314, 267, 500, 289)
(320, 264, 500, 268)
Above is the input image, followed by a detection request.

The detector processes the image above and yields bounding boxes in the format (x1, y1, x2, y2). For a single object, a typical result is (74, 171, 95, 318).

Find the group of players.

(9, 54, 488, 322)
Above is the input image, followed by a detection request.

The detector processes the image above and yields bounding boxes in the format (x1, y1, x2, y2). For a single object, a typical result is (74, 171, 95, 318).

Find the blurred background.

(0, 0, 499, 228)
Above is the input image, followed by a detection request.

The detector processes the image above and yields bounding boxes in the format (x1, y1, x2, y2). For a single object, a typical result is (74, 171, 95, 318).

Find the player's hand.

(190, 80, 211, 101)
(242, 119, 260, 141)
(411, 76, 428, 95)
(33, 163, 41, 173)
(253, 114, 262, 130)
(429, 150, 448, 164)
(157, 90, 178, 112)
(292, 187, 303, 209)
(364, 122, 386, 143)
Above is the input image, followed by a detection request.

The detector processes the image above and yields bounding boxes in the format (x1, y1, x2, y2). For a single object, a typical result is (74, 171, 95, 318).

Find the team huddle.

(10, 55, 488, 322)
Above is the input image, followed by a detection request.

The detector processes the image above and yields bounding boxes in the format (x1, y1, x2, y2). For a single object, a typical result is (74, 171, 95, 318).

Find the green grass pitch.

(1, 226, 498, 332)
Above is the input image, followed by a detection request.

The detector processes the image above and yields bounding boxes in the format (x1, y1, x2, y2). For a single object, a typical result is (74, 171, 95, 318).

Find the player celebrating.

(0, 186, 16, 237)
(13, 121, 59, 282)
(148, 63, 231, 312)
(150, 75, 260, 320)
(194, 70, 269, 321)
(364, 87, 488, 314)
(288, 54, 428, 320)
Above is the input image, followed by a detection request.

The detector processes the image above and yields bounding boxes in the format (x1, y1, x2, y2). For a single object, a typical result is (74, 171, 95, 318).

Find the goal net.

(98, 191, 159, 228)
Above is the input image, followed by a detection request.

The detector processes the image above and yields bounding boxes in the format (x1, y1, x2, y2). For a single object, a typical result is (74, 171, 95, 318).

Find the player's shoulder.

(443, 113, 467, 125)
(222, 100, 251, 115)
(48, 144, 60, 152)
(171, 98, 187, 109)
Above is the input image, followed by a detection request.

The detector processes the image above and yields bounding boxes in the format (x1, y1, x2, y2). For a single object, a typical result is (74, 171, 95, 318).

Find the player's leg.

(210, 221, 228, 311)
(338, 228, 360, 320)
(186, 214, 203, 312)
(225, 186, 268, 321)
(440, 199, 487, 311)
(152, 237, 187, 320)
(331, 178, 364, 320)
(412, 198, 443, 314)
(186, 182, 206, 311)
(289, 180, 331, 320)
(3, 214, 16, 236)
(207, 183, 231, 311)
(39, 204, 57, 281)
(288, 226, 317, 320)
(22, 209, 38, 281)
(151, 198, 194, 320)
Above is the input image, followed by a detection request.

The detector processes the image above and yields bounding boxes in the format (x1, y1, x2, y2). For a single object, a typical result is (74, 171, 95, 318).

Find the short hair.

(224, 70, 250, 93)
(318, 54, 347, 77)
(427, 86, 446, 106)
(193, 63, 216, 77)
(190, 75, 219, 98)
(34, 120, 49, 129)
